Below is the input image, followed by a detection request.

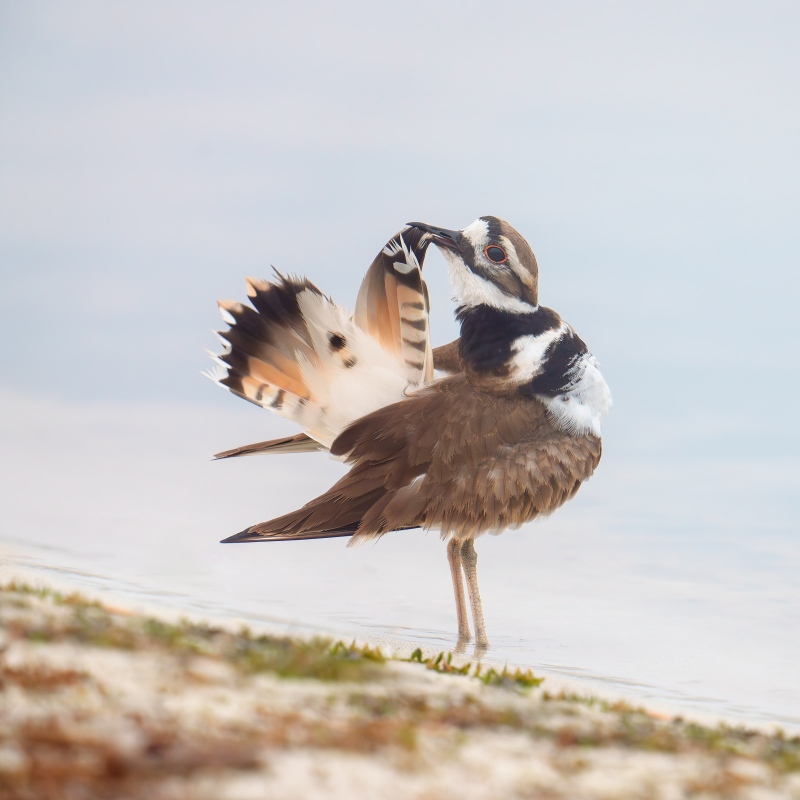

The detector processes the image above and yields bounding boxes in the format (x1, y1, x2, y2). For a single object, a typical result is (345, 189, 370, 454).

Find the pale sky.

(2, 2, 798, 461)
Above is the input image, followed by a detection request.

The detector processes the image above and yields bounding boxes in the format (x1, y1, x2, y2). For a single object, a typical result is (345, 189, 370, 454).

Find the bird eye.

(484, 245, 507, 264)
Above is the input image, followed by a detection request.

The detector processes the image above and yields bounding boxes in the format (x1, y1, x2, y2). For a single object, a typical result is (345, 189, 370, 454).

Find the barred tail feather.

(355, 226, 434, 387)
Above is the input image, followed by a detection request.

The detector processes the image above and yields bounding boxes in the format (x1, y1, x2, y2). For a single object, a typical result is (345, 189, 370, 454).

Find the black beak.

(406, 222, 461, 252)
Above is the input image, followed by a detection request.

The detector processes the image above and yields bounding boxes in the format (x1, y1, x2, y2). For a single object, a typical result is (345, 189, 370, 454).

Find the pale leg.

(447, 538, 471, 643)
(461, 538, 489, 648)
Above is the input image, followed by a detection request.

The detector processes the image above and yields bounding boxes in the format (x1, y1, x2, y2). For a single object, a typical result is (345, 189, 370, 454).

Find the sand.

(1, 579, 798, 800)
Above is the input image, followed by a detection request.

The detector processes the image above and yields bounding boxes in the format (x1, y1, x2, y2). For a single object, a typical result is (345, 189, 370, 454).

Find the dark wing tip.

(220, 528, 263, 543)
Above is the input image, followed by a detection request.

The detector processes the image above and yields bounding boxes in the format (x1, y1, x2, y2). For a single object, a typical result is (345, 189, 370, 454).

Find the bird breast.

(456, 304, 612, 438)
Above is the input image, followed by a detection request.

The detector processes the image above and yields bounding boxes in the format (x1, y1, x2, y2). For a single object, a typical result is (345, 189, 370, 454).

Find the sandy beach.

(2, 578, 798, 800)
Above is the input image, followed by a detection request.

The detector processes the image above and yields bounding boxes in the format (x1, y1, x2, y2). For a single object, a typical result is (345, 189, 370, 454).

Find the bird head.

(407, 216, 539, 313)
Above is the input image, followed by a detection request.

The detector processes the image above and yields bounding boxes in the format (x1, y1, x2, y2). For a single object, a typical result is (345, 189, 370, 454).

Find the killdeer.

(207, 218, 611, 648)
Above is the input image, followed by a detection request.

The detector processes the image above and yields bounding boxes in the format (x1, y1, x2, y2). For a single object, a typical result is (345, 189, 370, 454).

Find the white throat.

(441, 249, 537, 314)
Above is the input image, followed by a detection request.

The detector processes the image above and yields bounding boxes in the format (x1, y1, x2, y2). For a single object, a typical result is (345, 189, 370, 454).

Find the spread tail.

(206, 227, 433, 448)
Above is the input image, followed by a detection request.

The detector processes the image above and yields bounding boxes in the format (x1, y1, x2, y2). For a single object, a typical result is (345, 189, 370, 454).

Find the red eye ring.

(484, 245, 508, 264)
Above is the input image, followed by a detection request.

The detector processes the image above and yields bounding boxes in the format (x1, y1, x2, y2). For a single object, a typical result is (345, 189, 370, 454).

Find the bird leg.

(460, 538, 489, 649)
(447, 537, 471, 644)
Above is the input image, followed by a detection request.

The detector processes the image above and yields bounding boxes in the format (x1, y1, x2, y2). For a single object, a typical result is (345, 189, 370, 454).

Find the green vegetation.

(407, 648, 544, 690)
(2, 582, 386, 682)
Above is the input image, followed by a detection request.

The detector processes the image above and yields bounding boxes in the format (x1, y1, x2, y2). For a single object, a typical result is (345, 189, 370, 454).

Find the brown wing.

(334, 376, 601, 541)
(432, 339, 462, 374)
(223, 376, 601, 544)
(213, 433, 325, 459)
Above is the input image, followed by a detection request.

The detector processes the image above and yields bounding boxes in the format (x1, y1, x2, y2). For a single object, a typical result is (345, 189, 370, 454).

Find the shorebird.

(207, 217, 611, 647)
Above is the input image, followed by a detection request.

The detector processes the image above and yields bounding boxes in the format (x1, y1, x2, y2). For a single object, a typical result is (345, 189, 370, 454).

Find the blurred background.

(1, 2, 798, 728)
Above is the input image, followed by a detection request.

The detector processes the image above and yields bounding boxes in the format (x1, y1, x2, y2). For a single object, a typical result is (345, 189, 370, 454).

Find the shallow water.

(2, 390, 799, 732)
